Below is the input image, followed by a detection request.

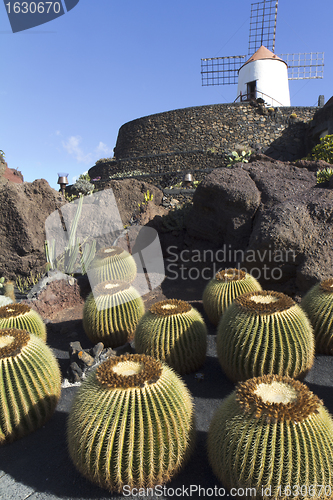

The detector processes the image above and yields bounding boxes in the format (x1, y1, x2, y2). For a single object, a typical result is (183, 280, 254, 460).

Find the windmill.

(201, 0, 324, 107)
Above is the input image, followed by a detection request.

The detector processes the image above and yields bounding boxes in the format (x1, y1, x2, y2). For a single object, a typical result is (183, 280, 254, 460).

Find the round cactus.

(301, 278, 333, 354)
(208, 374, 333, 499)
(202, 268, 262, 325)
(134, 299, 207, 374)
(67, 353, 195, 492)
(217, 290, 315, 382)
(0, 303, 47, 342)
(0, 328, 61, 444)
(83, 280, 145, 347)
(89, 246, 137, 285)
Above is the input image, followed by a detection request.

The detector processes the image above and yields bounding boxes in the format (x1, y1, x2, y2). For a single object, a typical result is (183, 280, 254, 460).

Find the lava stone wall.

(89, 103, 317, 184)
(113, 103, 316, 159)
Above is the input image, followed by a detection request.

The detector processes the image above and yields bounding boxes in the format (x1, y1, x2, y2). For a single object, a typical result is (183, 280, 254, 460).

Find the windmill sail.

(248, 0, 278, 54)
(201, 55, 246, 86)
(277, 52, 324, 80)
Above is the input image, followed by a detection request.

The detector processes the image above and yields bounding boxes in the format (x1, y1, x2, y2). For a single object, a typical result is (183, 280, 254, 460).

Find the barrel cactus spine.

(135, 299, 207, 374)
(217, 290, 315, 382)
(67, 353, 195, 492)
(202, 268, 262, 325)
(0, 303, 47, 342)
(0, 328, 61, 444)
(88, 246, 137, 285)
(83, 280, 145, 347)
(301, 278, 333, 354)
(208, 374, 333, 499)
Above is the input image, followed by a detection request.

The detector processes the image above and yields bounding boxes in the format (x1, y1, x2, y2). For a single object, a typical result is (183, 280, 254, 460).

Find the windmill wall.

(89, 102, 317, 188)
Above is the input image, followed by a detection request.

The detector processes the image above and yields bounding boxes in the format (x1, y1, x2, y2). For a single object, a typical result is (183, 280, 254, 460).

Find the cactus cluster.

(208, 375, 333, 499)
(88, 246, 137, 285)
(0, 303, 47, 342)
(67, 353, 195, 492)
(217, 290, 315, 382)
(202, 268, 262, 325)
(301, 278, 333, 354)
(83, 280, 145, 347)
(135, 299, 207, 374)
(0, 328, 61, 444)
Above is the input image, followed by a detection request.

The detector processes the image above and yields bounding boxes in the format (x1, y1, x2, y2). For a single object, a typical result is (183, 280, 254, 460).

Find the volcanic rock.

(186, 167, 261, 247)
(0, 179, 65, 280)
(184, 157, 333, 294)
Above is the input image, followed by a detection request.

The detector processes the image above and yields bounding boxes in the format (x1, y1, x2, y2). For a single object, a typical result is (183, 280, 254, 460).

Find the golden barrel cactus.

(0, 328, 61, 444)
(202, 268, 262, 325)
(67, 353, 195, 492)
(208, 375, 333, 500)
(134, 299, 207, 374)
(301, 278, 333, 354)
(88, 246, 137, 285)
(217, 290, 315, 382)
(0, 303, 46, 342)
(83, 280, 145, 347)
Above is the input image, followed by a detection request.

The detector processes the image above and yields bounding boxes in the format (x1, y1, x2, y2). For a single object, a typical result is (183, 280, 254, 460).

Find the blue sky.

(1, 0, 331, 191)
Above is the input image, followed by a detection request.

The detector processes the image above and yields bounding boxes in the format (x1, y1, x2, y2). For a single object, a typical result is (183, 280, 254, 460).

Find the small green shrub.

(316, 167, 333, 184)
(16, 271, 44, 294)
(305, 134, 333, 164)
(72, 174, 94, 196)
(138, 189, 154, 210)
(227, 150, 251, 167)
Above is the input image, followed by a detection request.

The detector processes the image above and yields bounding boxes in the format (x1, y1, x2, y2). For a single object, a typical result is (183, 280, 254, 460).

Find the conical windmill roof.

(239, 45, 287, 71)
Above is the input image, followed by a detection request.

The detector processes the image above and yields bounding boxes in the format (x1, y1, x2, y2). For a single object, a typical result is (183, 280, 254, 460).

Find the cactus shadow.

(0, 406, 226, 500)
(0, 397, 122, 499)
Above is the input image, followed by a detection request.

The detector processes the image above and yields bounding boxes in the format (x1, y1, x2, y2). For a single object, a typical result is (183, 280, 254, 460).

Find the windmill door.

(247, 80, 256, 100)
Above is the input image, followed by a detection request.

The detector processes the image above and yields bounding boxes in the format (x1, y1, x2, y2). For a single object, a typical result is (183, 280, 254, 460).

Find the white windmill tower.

(201, 0, 324, 107)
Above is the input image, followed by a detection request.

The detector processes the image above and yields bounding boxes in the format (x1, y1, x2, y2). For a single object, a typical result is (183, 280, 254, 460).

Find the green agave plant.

(301, 278, 333, 354)
(202, 268, 262, 325)
(135, 299, 207, 374)
(208, 374, 333, 500)
(83, 280, 145, 347)
(0, 328, 61, 444)
(0, 303, 47, 342)
(217, 290, 315, 382)
(88, 246, 137, 284)
(67, 353, 195, 492)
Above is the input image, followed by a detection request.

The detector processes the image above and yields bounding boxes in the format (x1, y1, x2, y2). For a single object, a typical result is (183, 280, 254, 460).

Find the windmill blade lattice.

(278, 52, 324, 80)
(248, 0, 278, 54)
(201, 56, 246, 86)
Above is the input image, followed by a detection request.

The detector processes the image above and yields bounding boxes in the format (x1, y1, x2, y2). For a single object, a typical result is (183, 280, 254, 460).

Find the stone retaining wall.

(113, 102, 316, 159)
(89, 102, 317, 186)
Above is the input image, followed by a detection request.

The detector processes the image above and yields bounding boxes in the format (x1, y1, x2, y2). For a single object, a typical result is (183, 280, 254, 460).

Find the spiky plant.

(202, 268, 262, 325)
(0, 303, 47, 342)
(217, 290, 315, 382)
(208, 375, 333, 500)
(67, 353, 195, 492)
(88, 246, 137, 285)
(83, 281, 145, 347)
(0, 328, 61, 444)
(301, 278, 333, 354)
(134, 299, 207, 374)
